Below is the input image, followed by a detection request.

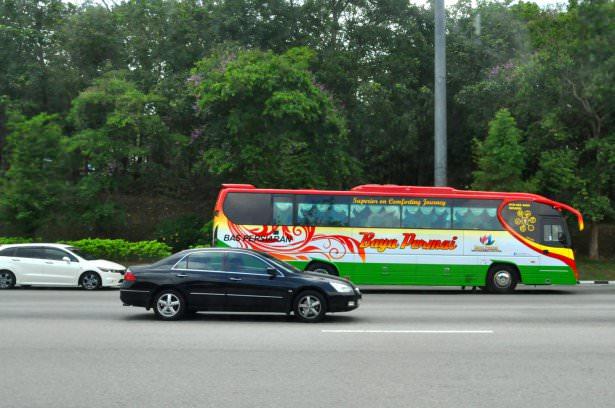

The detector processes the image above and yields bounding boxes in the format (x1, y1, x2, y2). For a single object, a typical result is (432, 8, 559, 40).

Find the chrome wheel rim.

(313, 268, 329, 275)
(298, 295, 322, 319)
(0, 272, 13, 288)
(494, 271, 512, 288)
(82, 274, 99, 289)
(157, 293, 181, 318)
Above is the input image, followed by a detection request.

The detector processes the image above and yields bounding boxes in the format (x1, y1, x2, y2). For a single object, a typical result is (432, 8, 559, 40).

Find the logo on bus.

(473, 234, 501, 252)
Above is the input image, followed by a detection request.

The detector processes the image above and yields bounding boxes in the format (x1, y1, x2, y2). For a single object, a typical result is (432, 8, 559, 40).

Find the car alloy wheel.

(154, 291, 185, 320)
(81, 273, 100, 290)
(0, 271, 15, 289)
(294, 291, 326, 322)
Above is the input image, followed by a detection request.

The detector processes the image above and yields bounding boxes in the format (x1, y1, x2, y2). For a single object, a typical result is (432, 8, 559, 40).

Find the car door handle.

(11, 259, 20, 261)
(229, 277, 242, 281)
(176, 274, 188, 278)
(44, 261, 54, 264)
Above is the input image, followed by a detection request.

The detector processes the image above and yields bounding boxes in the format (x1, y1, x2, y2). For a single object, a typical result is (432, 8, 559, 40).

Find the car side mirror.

(62, 256, 72, 263)
(266, 267, 278, 277)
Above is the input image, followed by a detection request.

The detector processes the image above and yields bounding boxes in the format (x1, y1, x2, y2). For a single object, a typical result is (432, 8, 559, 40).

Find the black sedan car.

(120, 248, 361, 322)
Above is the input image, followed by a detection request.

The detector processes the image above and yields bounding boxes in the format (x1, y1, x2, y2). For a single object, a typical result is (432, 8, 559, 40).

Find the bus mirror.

(558, 232, 568, 246)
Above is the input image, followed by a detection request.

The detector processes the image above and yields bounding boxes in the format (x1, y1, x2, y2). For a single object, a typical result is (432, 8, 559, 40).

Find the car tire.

(153, 290, 186, 321)
(0, 270, 16, 289)
(293, 290, 327, 323)
(305, 262, 338, 276)
(486, 265, 518, 294)
(80, 272, 101, 290)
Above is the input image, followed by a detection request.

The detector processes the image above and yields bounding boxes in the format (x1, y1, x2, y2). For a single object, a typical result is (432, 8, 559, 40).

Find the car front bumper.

(327, 290, 362, 313)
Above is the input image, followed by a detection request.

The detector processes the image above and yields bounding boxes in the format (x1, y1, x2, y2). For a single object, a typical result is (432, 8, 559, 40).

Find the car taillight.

(124, 271, 137, 282)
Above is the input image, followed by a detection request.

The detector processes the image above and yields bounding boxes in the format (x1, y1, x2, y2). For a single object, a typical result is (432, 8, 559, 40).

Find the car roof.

(176, 247, 261, 255)
(0, 243, 72, 249)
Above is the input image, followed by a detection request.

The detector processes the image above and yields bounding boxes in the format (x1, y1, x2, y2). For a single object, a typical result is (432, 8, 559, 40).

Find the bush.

(64, 239, 172, 261)
(154, 214, 205, 252)
(0, 237, 35, 245)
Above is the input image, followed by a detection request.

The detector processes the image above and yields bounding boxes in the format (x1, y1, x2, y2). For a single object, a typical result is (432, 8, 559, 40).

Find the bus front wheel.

(486, 265, 518, 294)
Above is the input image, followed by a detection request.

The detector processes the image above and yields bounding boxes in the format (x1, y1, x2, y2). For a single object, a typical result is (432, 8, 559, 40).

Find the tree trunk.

(588, 222, 599, 260)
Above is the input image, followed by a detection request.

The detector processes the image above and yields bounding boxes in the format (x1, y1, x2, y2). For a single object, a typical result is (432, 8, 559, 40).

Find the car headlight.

(98, 268, 123, 273)
(329, 281, 353, 293)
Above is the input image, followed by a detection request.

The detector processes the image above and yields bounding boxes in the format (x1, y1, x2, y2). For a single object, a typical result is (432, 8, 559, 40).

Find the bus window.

(272, 197, 293, 225)
(500, 201, 539, 241)
(402, 205, 451, 229)
(351, 204, 400, 228)
(297, 196, 349, 227)
(453, 200, 502, 230)
(223, 193, 272, 225)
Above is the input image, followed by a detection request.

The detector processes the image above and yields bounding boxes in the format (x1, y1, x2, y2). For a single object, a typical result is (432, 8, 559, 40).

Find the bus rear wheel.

(486, 265, 518, 294)
(305, 262, 338, 276)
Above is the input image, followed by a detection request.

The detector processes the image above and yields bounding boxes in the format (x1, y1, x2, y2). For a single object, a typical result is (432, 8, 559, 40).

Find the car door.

(222, 252, 290, 312)
(12, 247, 50, 284)
(173, 251, 229, 310)
(40, 248, 82, 286)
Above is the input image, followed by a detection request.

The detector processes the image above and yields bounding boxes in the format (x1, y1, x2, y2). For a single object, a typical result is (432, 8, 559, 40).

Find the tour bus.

(212, 184, 584, 293)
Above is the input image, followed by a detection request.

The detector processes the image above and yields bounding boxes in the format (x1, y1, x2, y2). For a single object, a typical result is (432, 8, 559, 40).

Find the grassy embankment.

(576, 258, 615, 281)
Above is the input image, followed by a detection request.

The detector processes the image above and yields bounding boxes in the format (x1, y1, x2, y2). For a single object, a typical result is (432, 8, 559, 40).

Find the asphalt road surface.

(1, 285, 614, 408)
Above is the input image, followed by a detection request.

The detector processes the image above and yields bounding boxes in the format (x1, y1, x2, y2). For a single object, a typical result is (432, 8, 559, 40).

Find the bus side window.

(273, 199, 293, 225)
(353, 205, 400, 228)
(453, 203, 502, 230)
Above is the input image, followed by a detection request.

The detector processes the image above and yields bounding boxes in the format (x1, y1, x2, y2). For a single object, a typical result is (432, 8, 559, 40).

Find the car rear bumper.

(120, 288, 152, 307)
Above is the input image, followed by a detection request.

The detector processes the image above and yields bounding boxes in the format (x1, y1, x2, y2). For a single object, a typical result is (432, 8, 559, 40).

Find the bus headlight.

(330, 282, 353, 293)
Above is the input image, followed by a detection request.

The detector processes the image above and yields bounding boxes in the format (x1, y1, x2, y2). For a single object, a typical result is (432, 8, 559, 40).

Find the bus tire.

(486, 265, 518, 294)
(305, 262, 338, 276)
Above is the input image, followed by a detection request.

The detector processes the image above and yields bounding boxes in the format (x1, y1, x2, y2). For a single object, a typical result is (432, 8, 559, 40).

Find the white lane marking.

(322, 329, 494, 334)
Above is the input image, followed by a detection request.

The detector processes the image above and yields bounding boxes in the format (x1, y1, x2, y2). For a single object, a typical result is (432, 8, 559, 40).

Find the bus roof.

(219, 183, 584, 230)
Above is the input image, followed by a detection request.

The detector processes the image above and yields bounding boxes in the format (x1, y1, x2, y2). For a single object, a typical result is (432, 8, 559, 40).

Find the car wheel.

(0, 270, 16, 289)
(486, 265, 518, 294)
(154, 290, 186, 321)
(305, 262, 338, 276)
(294, 290, 327, 323)
(80, 272, 101, 290)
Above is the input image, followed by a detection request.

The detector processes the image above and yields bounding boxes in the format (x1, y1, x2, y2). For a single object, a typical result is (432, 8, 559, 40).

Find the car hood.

(89, 259, 126, 271)
(299, 271, 356, 286)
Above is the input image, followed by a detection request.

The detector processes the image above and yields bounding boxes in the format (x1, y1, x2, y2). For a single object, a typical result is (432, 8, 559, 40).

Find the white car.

(0, 243, 125, 290)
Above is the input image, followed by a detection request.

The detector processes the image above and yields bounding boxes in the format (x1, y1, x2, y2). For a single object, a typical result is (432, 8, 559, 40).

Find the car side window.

(185, 252, 224, 271)
(223, 253, 270, 274)
(44, 248, 77, 262)
(0, 247, 16, 257)
(15, 247, 46, 259)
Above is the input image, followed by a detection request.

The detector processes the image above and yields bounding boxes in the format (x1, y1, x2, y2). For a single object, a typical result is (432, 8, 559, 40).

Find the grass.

(576, 258, 615, 281)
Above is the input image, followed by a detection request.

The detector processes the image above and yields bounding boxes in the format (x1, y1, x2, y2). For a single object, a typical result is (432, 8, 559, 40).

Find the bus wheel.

(305, 262, 338, 276)
(486, 265, 518, 294)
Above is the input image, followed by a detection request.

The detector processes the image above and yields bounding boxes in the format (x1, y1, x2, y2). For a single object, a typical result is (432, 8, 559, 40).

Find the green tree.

(0, 113, 70, 235)
(472, 109, 527, 192)
(190, 46, 358, 188)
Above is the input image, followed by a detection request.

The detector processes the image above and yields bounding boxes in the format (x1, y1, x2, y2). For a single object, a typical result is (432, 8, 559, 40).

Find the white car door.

(13, 247, 50, 285)
(38, 248, 82, 286)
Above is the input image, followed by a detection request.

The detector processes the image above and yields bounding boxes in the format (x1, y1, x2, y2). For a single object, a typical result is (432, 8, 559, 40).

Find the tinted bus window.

(350, 204, 401, 228)
(223, 193, 272, 225)
(297, 196, 349, 227)
(500, 201, 539, 241)
(402, 205, 451, 229)
(272, 196, 293, 226)
(453, 200, 502, 230)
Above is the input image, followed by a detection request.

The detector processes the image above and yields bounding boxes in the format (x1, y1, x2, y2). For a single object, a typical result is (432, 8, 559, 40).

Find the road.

(1, 285, 614, 408)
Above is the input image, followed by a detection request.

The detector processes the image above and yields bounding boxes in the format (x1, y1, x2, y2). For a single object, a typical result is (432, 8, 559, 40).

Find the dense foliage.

(0, 0, 613, 257)
(0, 237, 172, 261)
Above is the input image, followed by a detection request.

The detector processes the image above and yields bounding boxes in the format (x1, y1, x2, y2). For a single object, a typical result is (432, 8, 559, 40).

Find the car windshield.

(258, 252, 302, 274)
(68, 247, 97, 260)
